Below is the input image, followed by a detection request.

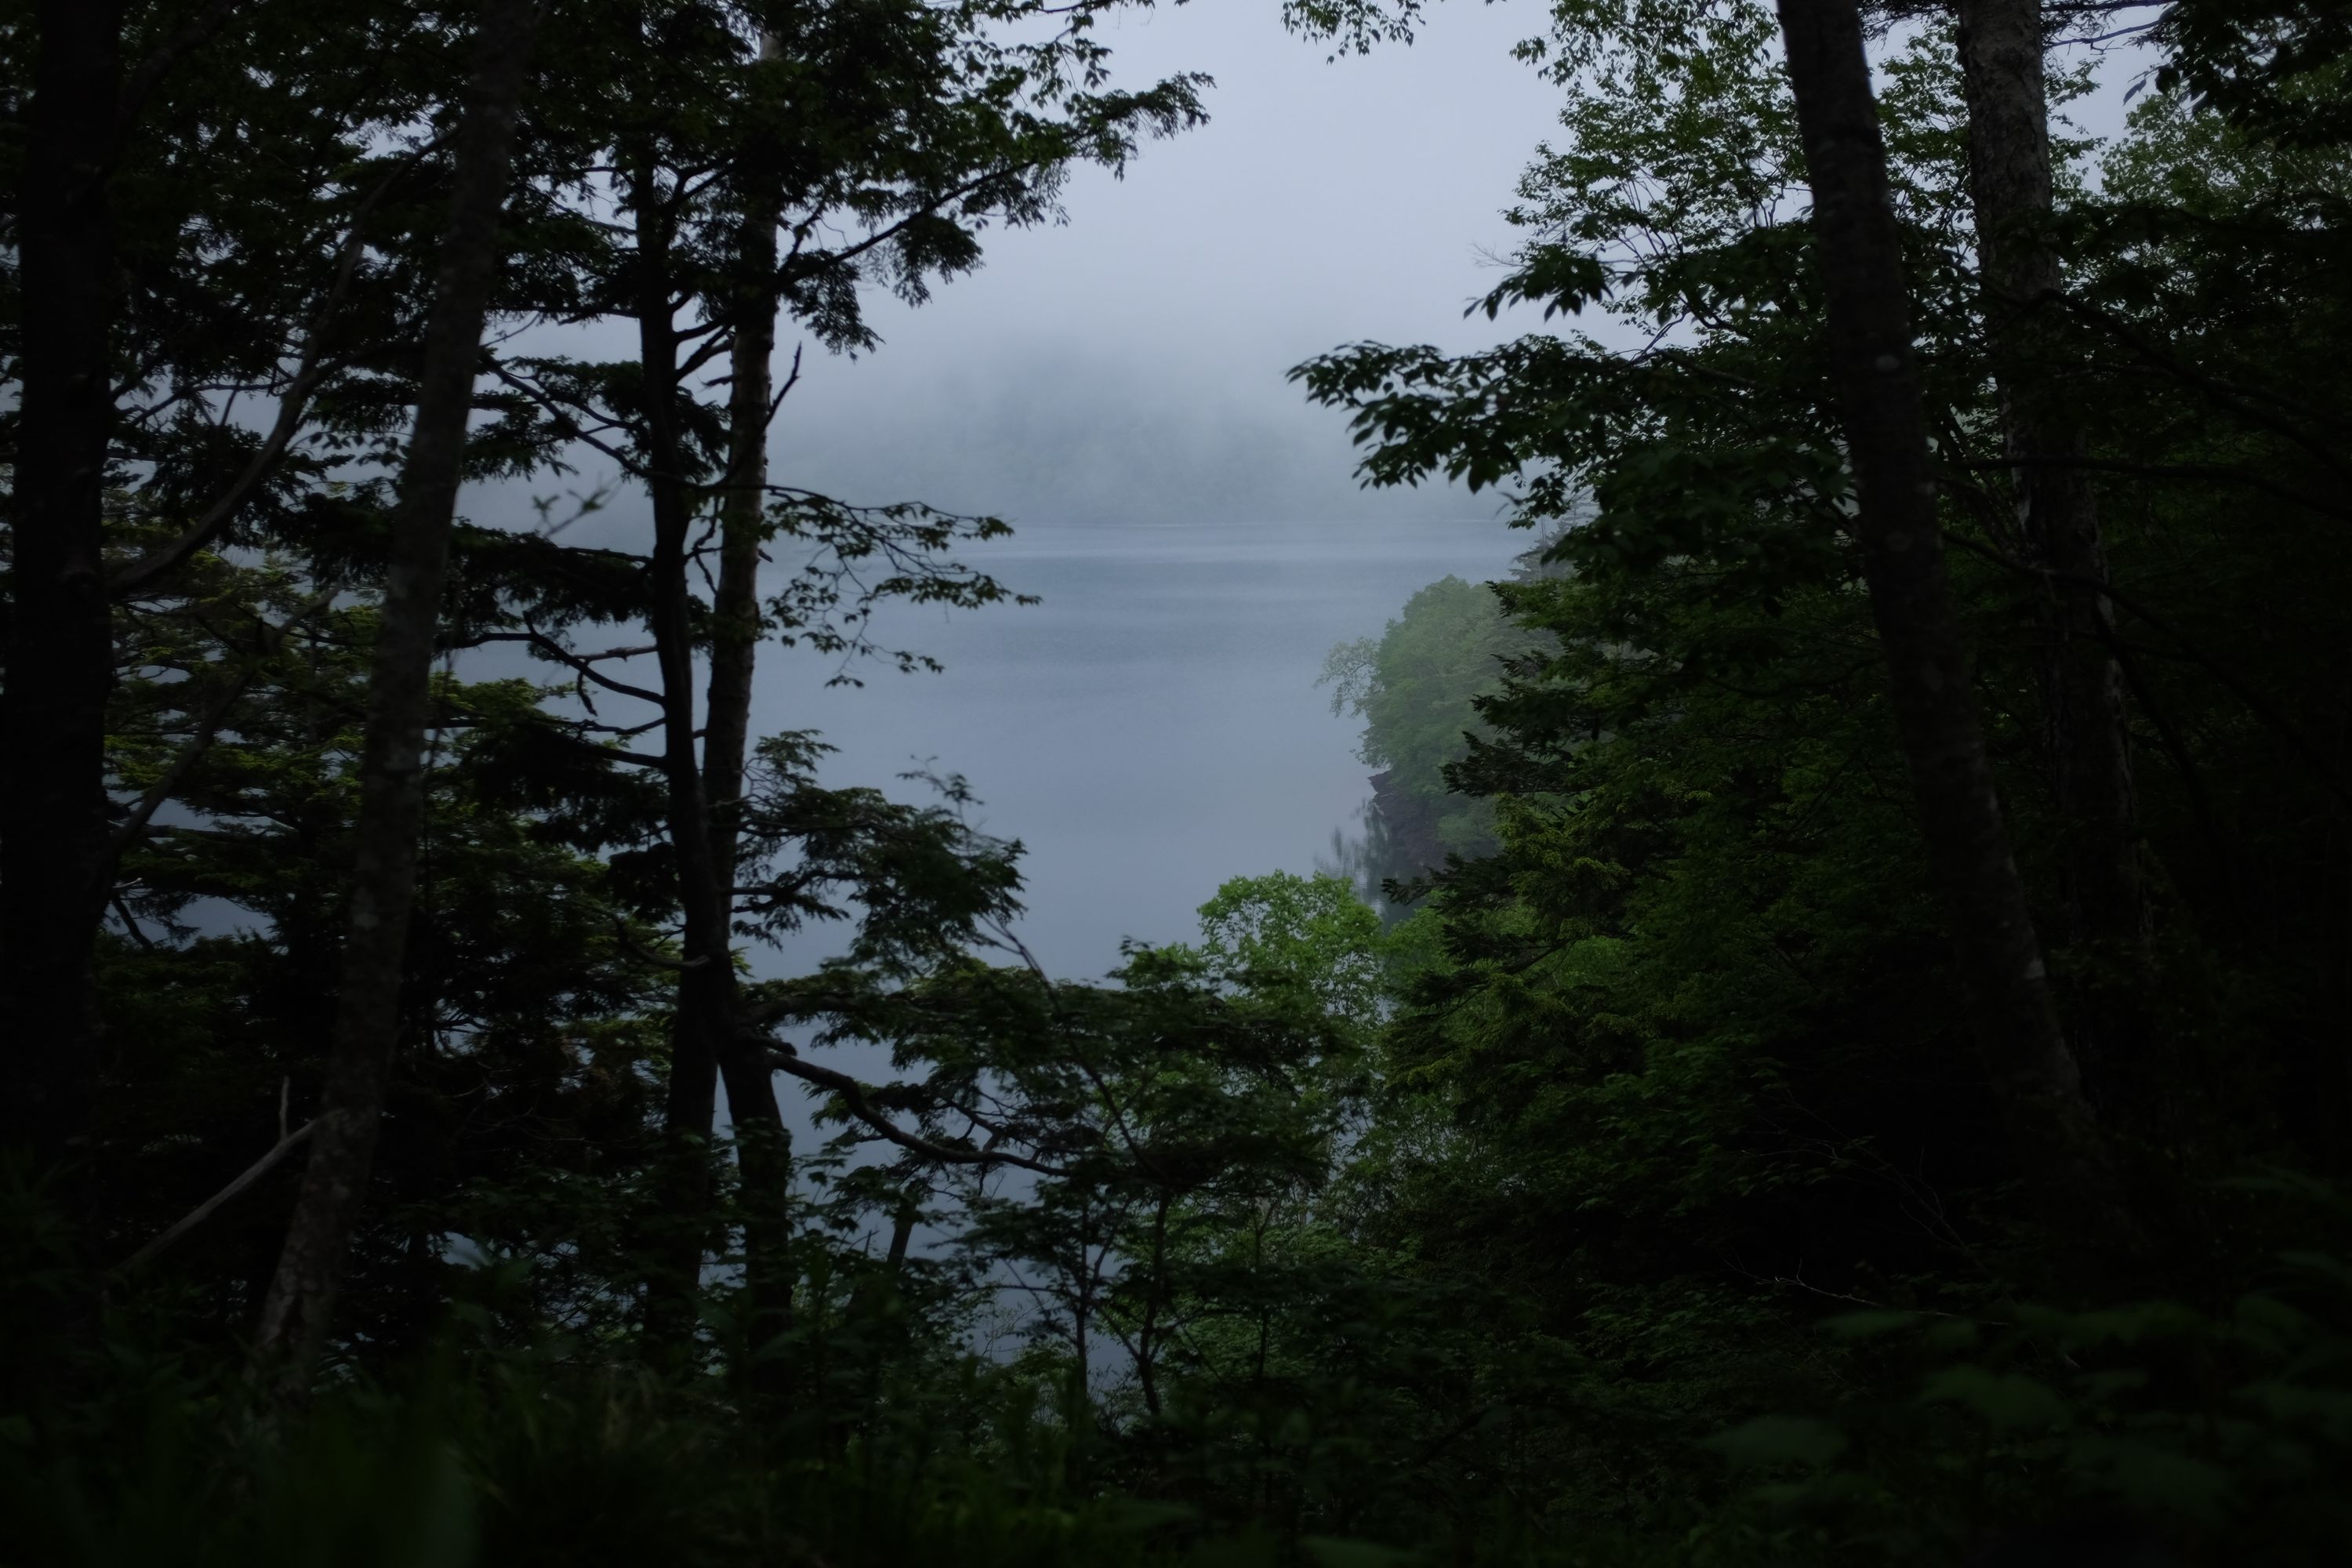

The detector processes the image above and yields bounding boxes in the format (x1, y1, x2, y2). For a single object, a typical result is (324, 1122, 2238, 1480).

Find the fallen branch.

(113, 1119, 317, 1276)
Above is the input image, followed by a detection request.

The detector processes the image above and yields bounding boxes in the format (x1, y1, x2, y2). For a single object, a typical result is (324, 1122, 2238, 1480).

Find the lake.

(757, 514, 1527, 982)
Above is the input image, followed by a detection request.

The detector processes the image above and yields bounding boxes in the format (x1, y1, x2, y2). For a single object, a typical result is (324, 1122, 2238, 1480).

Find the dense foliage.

(5, 1, 2349, 1565)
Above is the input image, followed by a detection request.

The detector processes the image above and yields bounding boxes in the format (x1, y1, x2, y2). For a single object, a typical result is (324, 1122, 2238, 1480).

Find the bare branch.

(485, 360, 652, 477)
(474, 626, 668, 706)
(111, 1120, 316, 1277)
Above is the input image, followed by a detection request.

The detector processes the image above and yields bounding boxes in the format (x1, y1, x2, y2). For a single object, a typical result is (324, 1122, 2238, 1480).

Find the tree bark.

(1, 0, 127, 1205)
(1772, 0, 2126, 1248)
(1955, 0, 2151, 1112)
(251, 0, 540, 1389)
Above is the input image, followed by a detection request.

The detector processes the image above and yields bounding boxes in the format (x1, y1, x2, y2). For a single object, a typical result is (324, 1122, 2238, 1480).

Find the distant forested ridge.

(4, 2, 2350, 1566)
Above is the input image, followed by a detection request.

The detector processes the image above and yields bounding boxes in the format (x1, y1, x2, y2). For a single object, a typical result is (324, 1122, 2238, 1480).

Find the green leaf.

(1919, 1367, 2068, 1431)
(1704, 1414, 1849, 1471)
(2071, 1436, 2236, 1526)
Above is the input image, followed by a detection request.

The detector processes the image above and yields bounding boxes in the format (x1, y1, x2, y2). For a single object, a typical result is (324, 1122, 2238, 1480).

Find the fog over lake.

(760, 514, 1527, 982)
(489, 9, 1577, 984)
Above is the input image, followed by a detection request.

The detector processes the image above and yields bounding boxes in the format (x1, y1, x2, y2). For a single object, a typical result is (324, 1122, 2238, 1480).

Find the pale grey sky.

(743, 2, 2158, 528)
(759, 1, 1570, 526)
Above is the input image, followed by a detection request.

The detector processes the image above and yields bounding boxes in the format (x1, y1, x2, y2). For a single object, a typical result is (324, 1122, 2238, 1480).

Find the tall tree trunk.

(704, 52, 800, 1378)
(1955, 0, 2151, 1112)
(1, 0, 126, 1208)
(1772, 0, 2127, 1251)
(632, 98, 800, 1370)
(251, 0, 540, 1389)
(631, 156, 796, 1367)
(702, 55, 779, 900)
(632, 166, 732, 1352)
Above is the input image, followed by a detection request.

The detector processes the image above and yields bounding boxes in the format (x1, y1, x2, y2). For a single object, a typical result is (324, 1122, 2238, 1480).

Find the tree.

(1, 0, 125, 1197)
(470, 0, 1206, 1356)
(1954, 0, 2149, 1105)
(252, 0, 543, 1387)
(8, 2, 2352, 1560)
(2, 0, 525, 1221)
(1769, 0, 2117, 1247)
(1320, 577, 1542, 873)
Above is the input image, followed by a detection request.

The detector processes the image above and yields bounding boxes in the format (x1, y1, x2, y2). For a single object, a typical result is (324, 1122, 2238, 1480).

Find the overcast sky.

(754, 2, 1573, 527)
(500, 3, 2160, 538)
(725, 3, 2157, 530)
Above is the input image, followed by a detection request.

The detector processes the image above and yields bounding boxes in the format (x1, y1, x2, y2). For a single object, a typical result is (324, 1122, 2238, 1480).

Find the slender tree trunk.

(1772, 0, 2127, 1250)
(633, 169, 732, 1349)
(1955, 0, 2151, 1112)
(702, 38, 780, 895)
(1, 0, 125, 1205)
(631, 170, 795, 1367)
(631, 38, 799, 1375)
(251, 0, 540, 1388)
(885, 1192, 918, 1273)
(704, 35, 798, 1373)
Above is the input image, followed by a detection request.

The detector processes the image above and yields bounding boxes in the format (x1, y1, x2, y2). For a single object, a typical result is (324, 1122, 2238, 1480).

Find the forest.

(2, 0, 2349, 1563)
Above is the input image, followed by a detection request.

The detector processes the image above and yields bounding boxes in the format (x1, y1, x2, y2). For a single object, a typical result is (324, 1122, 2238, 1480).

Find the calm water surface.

(757, 515, 1524, 980)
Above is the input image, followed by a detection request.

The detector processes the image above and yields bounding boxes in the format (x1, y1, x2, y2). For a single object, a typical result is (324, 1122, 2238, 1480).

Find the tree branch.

(2053, 289, 2352, 487)
(485, 360, 654, 478)
(111, 1119, 316, 1276)
(117, 0, 252, 136)
(758, 1044, 1067, 1177)
(1942, 528, 2349, 801)
(612, 917, 707, 971)
(481, 626, 668, 706)
(110, 145, 439, 597)
(100, 589, 337, 896)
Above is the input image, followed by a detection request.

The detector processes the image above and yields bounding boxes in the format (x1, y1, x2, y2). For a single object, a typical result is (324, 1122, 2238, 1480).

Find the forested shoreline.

(4, 2, 2350, 1564)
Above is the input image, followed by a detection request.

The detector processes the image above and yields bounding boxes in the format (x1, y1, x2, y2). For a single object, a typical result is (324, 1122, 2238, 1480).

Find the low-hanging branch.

(468, 626, 668, 707)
